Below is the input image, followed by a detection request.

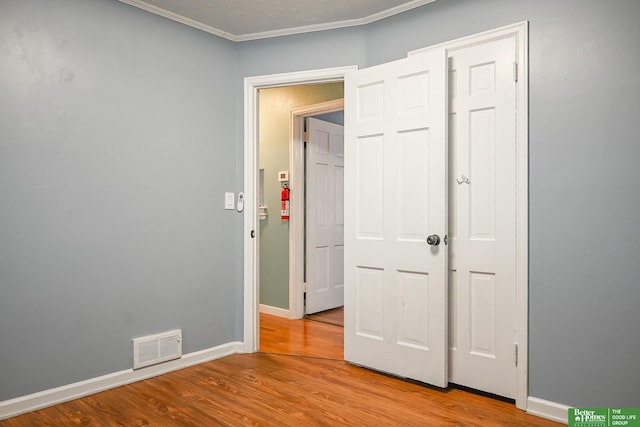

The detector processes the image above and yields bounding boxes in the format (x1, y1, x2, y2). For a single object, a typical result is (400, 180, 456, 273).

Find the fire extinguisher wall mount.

(281, 183, 290, 221)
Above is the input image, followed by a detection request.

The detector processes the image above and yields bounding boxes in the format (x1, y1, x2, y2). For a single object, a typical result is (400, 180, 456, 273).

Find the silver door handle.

(426, 234, 441, 246)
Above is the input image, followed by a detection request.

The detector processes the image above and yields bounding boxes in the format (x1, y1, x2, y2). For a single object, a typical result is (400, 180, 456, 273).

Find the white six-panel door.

(306, 117, 345, 314)
(344, 49, 448, 386)
(447, 36, 518, 398)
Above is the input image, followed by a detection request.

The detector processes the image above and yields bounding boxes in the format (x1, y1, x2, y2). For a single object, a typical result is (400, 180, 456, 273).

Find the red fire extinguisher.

(281, 183, 290, 220)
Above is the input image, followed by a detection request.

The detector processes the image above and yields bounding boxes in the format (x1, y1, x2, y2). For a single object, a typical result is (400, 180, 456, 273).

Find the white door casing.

(244, 67, 357, 349)
(306, 117, 345, 314)
(447, 36, 518, 399)
(344, 49, 448, 386)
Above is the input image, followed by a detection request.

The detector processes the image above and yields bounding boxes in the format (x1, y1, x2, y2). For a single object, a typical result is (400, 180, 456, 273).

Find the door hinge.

(514, 343, 519, 367)
(513, 62, 518, 83)
(303, 282, 308, 293)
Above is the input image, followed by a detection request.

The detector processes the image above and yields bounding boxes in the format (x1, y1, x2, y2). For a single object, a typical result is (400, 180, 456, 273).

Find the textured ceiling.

(119, 0, 437, 41)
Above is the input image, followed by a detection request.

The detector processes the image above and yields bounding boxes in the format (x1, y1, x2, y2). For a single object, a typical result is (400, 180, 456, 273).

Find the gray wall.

(0, 0, 242, 401)
(239, 0, 640, 408)
(1, 0, 639, 411)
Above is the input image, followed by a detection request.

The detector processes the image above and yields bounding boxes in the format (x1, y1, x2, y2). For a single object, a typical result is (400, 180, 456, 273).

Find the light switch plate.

(225, 192, 235, 210)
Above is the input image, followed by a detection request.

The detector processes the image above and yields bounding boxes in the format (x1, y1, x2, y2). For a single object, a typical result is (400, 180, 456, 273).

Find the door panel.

(306, 118, 345, 314)
(344, 49, 448, 387)
(397, 129, 430, 240)
(397, 270, 431, 349)
(355, 135, 384, 239)
(355, 266, 385, 339)
(469, 271, 496, 357)
(469, 108, 497, 240)
(448, 36, 517, 398)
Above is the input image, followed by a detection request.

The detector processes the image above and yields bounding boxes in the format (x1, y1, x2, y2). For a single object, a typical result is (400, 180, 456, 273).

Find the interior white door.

(344, 50, 448, 386)
(306, 117, 345, 314)
(447, 36, 518, 398)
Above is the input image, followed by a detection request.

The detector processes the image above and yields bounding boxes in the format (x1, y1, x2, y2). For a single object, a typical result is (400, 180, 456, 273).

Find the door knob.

(426, 234, 441, 246)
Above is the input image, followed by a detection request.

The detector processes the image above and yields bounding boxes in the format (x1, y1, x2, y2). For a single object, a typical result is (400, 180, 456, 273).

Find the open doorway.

(257, 85, 344, 318)
(243, 66, 356, 356)
(256, 82, 347, 358)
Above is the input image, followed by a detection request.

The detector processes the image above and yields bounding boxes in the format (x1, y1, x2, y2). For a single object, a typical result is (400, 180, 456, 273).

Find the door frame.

(243, 66, 357, 352)
(290, 99, 345, 319)
(243, 20, 528, 410)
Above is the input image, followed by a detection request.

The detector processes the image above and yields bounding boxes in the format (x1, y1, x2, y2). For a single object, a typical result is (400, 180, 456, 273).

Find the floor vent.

(132, 329, 182, 370)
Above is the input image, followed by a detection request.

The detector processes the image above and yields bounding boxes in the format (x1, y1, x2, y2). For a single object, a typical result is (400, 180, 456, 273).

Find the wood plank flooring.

(304, 307, 344, 327)
(1, 313, 560, 426)
(260, 312, 343, 359)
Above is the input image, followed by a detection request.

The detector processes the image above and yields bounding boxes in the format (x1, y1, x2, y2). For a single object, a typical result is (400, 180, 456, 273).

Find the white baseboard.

(259, 304, 291, 318)
(0, 341, 243, 421)
(527, 396, 570, 424)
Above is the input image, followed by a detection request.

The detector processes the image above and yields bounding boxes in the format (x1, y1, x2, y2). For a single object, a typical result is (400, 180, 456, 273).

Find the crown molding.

(118, 0, 237, 40)
(119, 0, 437, 42)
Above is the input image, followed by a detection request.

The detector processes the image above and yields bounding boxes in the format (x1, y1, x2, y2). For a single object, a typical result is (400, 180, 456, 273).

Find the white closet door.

(448, 36, 518, 398)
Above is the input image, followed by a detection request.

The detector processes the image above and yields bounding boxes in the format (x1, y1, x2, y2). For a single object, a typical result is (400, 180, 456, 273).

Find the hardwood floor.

(1, 314, 560, 426)
(260, 312, 343, 359)
(304, 307, 344, 327)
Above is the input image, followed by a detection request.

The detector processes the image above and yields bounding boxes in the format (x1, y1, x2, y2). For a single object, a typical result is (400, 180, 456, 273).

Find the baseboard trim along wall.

(527, 396, 570, 424)
(259, 304, 291, 318)
(0, 341, 244, 421)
